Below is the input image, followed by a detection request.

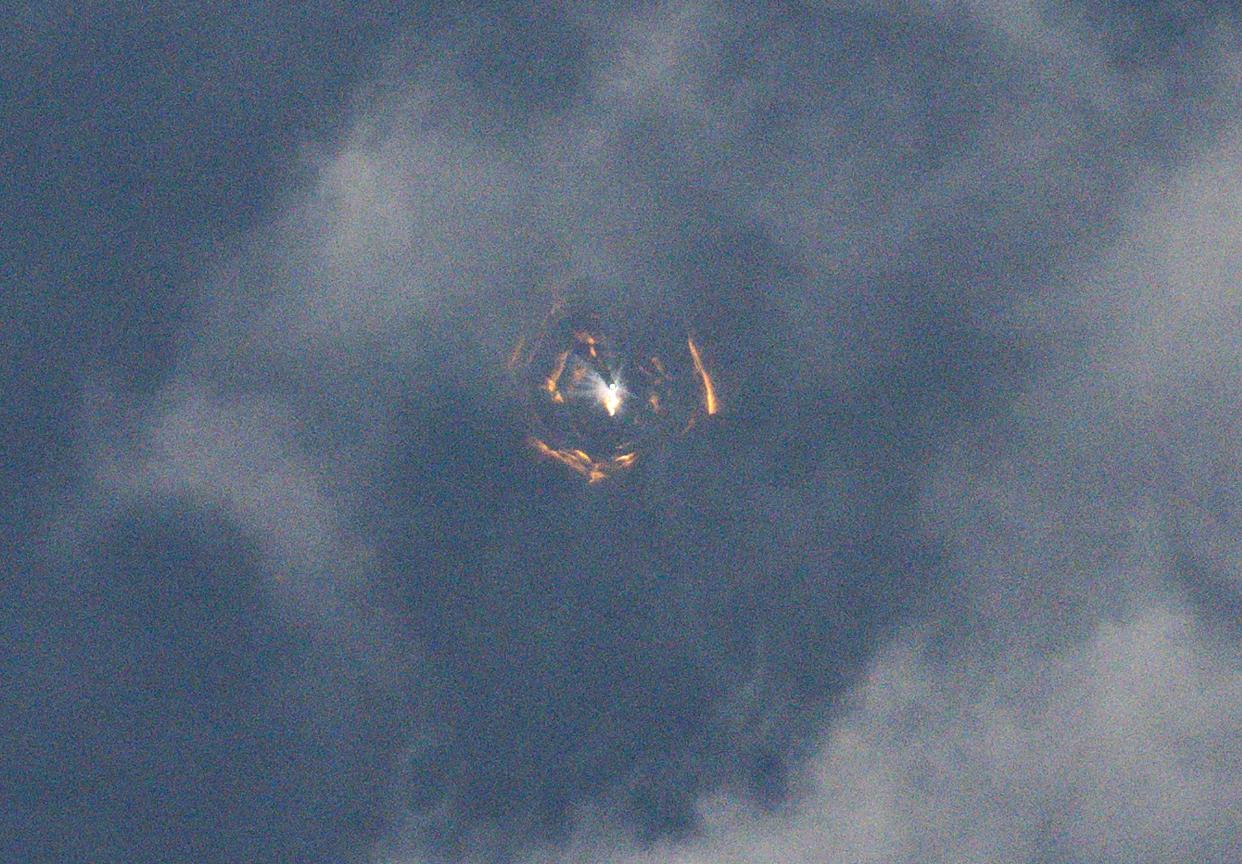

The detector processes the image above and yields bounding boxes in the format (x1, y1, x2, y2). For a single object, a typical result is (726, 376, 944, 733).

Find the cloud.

(209, 0, 1205, 380)
(35, 381, 419, 707)
(511, 600, 1240, 864)
(27, 1, 1242, 861)
(504, 87, 1242, 864)
(398, 114, 1242, 864)
(1113, 119, 1242, 598)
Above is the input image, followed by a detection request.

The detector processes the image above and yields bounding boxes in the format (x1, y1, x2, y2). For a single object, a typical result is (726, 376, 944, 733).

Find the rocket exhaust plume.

(687, 337, 718, 416)
(509, 282, 720, 484)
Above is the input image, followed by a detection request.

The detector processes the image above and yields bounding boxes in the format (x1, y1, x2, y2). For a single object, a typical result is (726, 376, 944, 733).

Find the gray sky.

(4, 3, 1241, 863)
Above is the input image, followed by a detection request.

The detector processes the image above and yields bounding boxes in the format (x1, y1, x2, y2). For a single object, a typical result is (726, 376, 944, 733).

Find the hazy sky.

(5, 3, 1241, 863)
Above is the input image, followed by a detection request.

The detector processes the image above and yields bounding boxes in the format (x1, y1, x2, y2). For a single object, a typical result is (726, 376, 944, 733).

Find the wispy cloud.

(28, 2, 1242, 861)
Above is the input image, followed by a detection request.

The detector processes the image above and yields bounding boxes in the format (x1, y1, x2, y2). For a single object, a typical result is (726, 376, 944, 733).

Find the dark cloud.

(5, 2, 1241, 863)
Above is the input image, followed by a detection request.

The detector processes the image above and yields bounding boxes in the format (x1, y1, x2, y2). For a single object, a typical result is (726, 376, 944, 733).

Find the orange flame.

(529, 437, 637, 483)
(544, 350, 569, 404)
(574, 330, 600, 359)
(687, 337, 718, 415)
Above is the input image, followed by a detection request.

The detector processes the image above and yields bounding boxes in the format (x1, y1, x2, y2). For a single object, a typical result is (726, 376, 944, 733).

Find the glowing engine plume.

(687, 337, 718, 415)
(510, 288, 721, 484)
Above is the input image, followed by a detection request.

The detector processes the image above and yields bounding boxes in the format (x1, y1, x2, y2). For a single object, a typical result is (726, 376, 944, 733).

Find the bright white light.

(566, 359, 627, 417)
(596, 378, 624, 417)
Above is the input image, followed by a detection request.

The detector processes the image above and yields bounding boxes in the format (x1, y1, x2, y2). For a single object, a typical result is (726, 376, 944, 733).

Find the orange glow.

(515, 290, 723, 485)
(528, 437, 638, 483)
(544, 350, 569, 403)
(574, 330, 600, 359)
(687, 337, 718, 415)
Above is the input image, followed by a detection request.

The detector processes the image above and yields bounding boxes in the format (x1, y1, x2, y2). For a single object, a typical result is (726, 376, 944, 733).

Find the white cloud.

(198, 0, 1181, 383)
(1118, 125, 1242, 591)
(567, 601, 1241, 864)
(373, 93, 1242, 854)
(466, 36, 1242, 864)
(370, 596, 1235, 864)
(37, 3, 1242, 860)
(51, 382, 415, 688)
(366, 1, 1242, 854)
